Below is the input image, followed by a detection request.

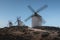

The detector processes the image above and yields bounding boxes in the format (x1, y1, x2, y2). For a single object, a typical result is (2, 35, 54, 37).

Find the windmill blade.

(15, 16, 21, 24)
(15, 20, 17, 24)
(36, 5, 48, 13)
(25, 15, 33, 21)
(28, 5, 35, 12)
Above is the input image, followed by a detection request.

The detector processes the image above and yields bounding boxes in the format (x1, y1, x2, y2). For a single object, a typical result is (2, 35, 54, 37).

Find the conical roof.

(32, 12, 41, 17)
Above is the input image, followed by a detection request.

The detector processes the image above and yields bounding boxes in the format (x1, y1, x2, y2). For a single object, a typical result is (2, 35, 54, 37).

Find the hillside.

(0, 26, 60, 40)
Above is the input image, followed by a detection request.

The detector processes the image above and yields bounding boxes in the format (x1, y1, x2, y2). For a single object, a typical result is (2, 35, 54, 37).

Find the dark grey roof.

(32, 13, 41, 17)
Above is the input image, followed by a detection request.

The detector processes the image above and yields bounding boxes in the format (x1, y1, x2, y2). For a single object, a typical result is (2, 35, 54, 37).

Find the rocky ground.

(0, 26, 60, 40)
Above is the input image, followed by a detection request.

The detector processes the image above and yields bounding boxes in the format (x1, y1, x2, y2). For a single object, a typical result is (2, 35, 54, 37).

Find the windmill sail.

(25, 5, 48, 27)
(36, 5, 48, 13)
(28, 5, 35, 12)
(25, 15, 33, 21)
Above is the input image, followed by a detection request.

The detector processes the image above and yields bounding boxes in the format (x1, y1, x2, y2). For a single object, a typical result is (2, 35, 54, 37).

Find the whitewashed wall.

(32, 16, 42, 27)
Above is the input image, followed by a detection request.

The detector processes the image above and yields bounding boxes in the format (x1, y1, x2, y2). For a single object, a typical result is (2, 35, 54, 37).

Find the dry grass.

(0, 26, 60, 40)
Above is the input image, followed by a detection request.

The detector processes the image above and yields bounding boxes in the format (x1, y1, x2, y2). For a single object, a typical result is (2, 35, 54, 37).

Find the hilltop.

(0, 26, 60, 40)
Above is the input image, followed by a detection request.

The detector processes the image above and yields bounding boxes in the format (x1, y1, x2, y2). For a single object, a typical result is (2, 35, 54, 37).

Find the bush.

(41, 32, 49, 37)
(33, 31, 40, 35)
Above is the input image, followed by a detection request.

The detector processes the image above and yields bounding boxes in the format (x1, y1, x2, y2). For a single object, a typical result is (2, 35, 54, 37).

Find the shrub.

(33, 31, 40, 35)
(41, 32, 49, 37)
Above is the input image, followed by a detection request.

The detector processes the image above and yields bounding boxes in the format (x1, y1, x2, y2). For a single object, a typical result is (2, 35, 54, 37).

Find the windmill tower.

(25, 5, 47, 27)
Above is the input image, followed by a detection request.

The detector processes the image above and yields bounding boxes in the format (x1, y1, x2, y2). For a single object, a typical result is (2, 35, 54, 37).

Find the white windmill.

(8, 21, 13, 27)
(15, 17, 24, 26)
(25, 5, 48, 27)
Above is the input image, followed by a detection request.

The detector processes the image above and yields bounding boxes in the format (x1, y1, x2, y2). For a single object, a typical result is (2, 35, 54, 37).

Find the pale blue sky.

(0, 0, 60, 28)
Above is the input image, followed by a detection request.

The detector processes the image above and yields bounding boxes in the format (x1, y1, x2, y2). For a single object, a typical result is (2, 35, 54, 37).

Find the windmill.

(8, 21, 13, 27)
(25, 5, 48, 27)
(15, 17, 24, 26)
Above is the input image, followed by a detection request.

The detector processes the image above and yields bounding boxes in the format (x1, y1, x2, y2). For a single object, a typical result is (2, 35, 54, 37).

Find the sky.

(0, 0, 60, 28)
